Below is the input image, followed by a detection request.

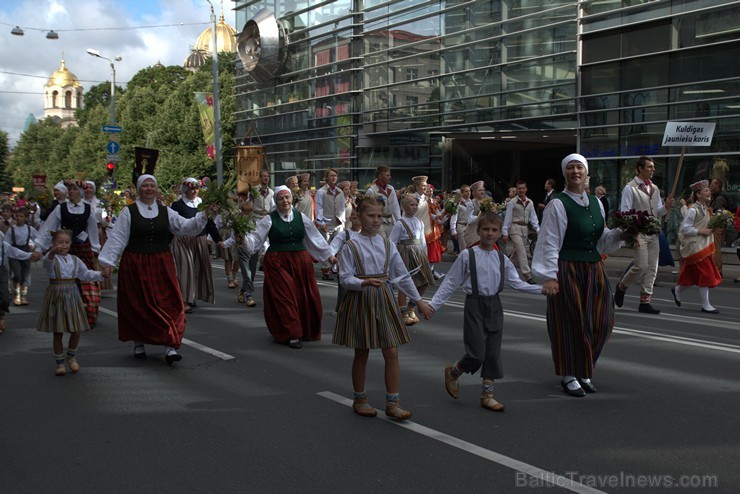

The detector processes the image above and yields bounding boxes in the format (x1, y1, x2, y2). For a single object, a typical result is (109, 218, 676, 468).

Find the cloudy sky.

(0, 0, 238, 145)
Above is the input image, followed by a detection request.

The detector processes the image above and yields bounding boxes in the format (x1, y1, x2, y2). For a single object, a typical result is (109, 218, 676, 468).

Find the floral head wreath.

(64, 179, 85, 189)
(182, 179, 200, 190)
(689, 180, 709, 192)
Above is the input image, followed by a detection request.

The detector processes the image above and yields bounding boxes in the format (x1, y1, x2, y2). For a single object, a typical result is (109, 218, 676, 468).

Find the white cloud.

(0, 0, 231, 145)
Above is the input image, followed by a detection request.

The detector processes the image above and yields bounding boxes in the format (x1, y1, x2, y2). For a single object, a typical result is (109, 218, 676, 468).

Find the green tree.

(9, 118, 66, 189)
(0, 130, 10, 192)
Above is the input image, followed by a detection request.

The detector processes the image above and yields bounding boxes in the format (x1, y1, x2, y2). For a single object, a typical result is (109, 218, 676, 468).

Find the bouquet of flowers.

(220, 203, 256, 240)
(444, 192, 460, 215)
(479, 196, 499, 213)
(496, 201, 508, 215)
(103, 191, 128, 217)
(609, 209, 663, 248)
(707, 209, 735, 230)
(198, 175, 238, 212)
(291, 187, 302, 206)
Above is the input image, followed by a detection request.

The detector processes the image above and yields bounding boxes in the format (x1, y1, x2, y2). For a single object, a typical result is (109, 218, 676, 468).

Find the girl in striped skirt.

(389, 193, 434, 326)
(37, 230, 106, 376)
(333, 197, 432, 420)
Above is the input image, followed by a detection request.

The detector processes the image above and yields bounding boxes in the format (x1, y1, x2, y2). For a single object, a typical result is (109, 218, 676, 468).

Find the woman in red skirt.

(98, 175, 217, 364)
(671, 180, 722, 314)
(243, 185, 336, 349)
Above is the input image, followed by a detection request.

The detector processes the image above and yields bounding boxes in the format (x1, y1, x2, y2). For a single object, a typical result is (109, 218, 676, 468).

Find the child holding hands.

(37, 229, 107, 376)
(419, 212, 543, 411)
(389, 193, 434, 326)
(0, 230, 41, 333)
(333, 197, 431, 420)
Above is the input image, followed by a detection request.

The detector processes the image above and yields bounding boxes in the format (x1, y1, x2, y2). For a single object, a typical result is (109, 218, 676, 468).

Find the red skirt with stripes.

(116, 250, 186, 348)
(70, 240, 100, 326)
(546, 259, 614, 378)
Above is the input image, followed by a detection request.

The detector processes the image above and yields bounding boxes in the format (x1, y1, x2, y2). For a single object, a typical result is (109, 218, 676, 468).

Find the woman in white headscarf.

(243, 185, 335, 348)
(169, 177, 221, 312)
(99, 175, 217, 364)
(532, 154, 628, 398)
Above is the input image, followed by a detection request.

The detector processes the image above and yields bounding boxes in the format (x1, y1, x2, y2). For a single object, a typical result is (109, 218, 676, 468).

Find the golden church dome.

(194, 14, 237, 53)
(46, 58, 82, 88)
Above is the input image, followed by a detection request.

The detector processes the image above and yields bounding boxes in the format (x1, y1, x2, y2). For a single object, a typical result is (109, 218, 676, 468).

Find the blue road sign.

(102, 125, 122, 133)
(106, 141, 120, 154)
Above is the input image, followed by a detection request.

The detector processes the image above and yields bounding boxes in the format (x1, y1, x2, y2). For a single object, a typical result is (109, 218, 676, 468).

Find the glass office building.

(232, 0, 739, 209)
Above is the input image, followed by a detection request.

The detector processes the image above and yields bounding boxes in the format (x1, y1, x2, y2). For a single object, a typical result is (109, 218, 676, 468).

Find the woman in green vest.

(243, 185, 336, 349)
(532, 154, 630, 397)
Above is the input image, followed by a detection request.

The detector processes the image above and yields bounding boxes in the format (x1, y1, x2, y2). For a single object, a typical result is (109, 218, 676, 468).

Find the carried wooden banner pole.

(669, 145, 686, 199)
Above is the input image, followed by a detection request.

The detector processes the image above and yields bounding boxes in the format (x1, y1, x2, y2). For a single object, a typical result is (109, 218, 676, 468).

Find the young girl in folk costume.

(333, 197, 432, 420)
(390, 193, 434, 326)
(37, 229, 106, 376)
(6, 206, 38, 306)
(423, 213, 543, 411)
(329, 208, 362, 314)
(338, 181, 355, 221)
(425, 184, 447, 279)
(671, 181, 723, 313)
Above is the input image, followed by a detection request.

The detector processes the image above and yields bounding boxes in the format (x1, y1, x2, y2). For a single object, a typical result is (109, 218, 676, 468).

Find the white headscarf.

(85, 181, 96, 193)
(560, 153, 589, 176)
(54, 181, 68, 196)
(136, 174, 157, 193)
(273, 185, 292, 197)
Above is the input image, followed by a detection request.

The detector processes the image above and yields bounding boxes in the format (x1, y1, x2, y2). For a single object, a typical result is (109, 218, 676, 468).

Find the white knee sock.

(673, 285, 683, 301)
(699, 287, 715, 311)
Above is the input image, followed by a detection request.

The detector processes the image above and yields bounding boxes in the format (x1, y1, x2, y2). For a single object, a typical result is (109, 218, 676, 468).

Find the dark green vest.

(125, 204, 172, 253)
(557, 192, 603, 262)
(267, 209, 306, 253)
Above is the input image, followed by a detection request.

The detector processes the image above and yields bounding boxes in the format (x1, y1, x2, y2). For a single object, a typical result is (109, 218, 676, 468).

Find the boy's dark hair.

(375, 165, 390, 177)
(635, 156, 653, 173)
(14, 206, 28, 216)
(477, 211, 502, 232)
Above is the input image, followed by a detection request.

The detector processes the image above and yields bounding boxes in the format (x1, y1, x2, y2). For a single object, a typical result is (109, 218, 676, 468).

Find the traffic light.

(106, 162, 115, 177)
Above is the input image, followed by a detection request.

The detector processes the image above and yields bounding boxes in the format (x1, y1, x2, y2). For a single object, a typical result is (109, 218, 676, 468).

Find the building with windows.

(231, 0, 739, 208)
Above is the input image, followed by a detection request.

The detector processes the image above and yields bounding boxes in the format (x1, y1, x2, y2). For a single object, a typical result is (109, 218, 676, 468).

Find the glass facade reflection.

(232, 0, 739, 215)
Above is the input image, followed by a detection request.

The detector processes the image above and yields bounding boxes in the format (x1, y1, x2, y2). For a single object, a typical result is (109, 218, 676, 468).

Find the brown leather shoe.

(403, 313, 416, 326)
(408, 309, 420, 323)
(67, 358, 80, 373)
(385, 401, 412, 421)
(444, 364, 460, 399)
(55, 364, 66, 376)
(245, 297, 257, 307)
(480, 392, 505, 412)
(352, 397, 377, 417)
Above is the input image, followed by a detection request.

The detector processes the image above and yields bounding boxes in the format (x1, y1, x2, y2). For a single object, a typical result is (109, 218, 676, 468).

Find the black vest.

(60, 202, 91, 239)
(125, 204, 173, 253)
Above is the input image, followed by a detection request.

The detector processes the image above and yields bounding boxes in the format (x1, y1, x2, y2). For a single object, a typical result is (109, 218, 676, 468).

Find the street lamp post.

(86, 49, 122, 124)
(206, 0, 224, 187)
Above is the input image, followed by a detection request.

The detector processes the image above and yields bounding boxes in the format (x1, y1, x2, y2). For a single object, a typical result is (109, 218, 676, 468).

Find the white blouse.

(36, 200, 101, 253)
(98, 200, 208, 267)
(338, 233, 421, 301)
(532, 190, 624, 282)
(430, 246, 542, 310)
(243, 209, 332, 262)
(3, 224, 38, 249)
(0, 231, 34, 266)
(389, 216, 428, 252)
(43, 253, 102, 282)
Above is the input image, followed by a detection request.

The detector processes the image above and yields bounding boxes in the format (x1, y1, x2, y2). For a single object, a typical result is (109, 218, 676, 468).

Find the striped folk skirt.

(37, 279, 90, 333)
(333, 278, 410, 349)
(546, 259, 614, 378)
(117, 250, 186, 348)
(172, 235, 215, 305)
(70, 240, 101, 325)
(398, 243, 434, 288)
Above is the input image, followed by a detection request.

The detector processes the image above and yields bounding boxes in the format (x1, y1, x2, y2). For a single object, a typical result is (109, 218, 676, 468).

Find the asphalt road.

(1, 260, 738, 493)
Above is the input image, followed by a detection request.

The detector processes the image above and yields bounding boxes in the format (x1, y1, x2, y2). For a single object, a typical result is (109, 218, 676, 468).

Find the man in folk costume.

(170, 178, 221, 313)
(614, 156, 674, 314)
(450, 185, 474, 252)
(250, 169, 276, 270)
(295, 173, 315, 222)
(315, 168, 346, 280)
(35, 180, 101, 327)
(537, 178, 557, 221)
(503, 180, 540, 284)
(463, 180, 486, 249)
(366, 165, 401, 239)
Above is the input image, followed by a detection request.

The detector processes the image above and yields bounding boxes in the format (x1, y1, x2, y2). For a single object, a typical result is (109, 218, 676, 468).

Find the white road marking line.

(317, 391, 606, 494)
(97, 307, 236, 361)
(427, 301, 740, 354)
